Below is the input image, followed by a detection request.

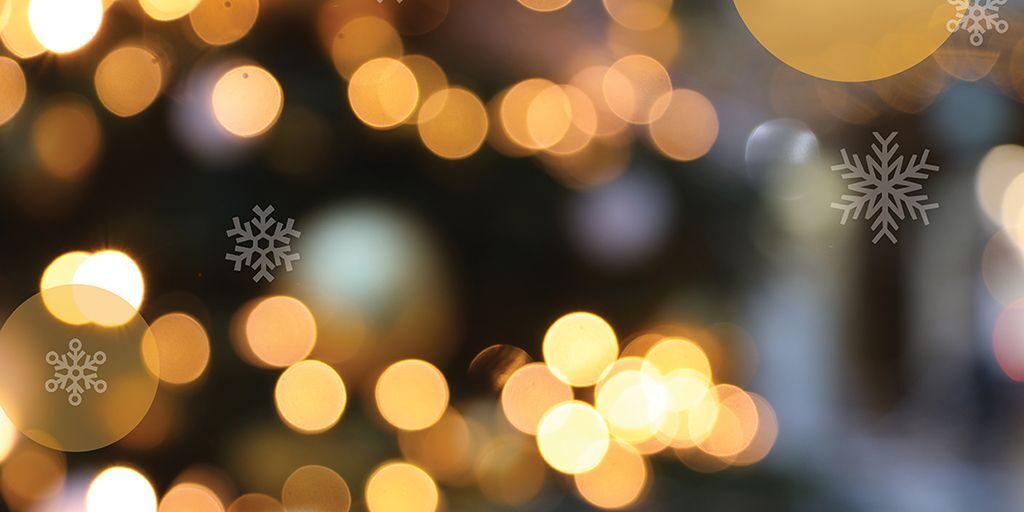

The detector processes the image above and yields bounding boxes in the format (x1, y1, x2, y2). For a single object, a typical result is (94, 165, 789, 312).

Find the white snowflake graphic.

(45, 338, 107, 407)
(829, 132, 939, 245)
(948, 0, 1009, 47)
(226, 205, 301, 282)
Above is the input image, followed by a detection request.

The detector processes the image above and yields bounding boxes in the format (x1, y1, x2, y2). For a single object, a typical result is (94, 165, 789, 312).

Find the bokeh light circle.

(274, 360, 347, 434)
(159, 483, 224, 512)
(501, 362, 574, 434)
(417, 87, 488, 159)
(211, 65, 283, 138)
(375, 359, 449, 431)
(143, 312, 210, 385)
(27, 0, 102, 54)
(95, 46, 163, 117)
(244, 295, 316, 368)
(282, 465, 351, 512)
(574, 440, 648, 509)
(348, 57, 419, 129)
(0, 56, 26, 126)
(364, 461, 439, 512)
(86, 467, 157, 512)
(648, 89, 719, 161)
(536, 401, 611, 474)
(543, 311, 619, 387)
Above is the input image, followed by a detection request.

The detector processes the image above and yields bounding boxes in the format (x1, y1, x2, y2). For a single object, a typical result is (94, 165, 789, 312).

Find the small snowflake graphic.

(829, 132, 939, 245)
(948, 0, 1009, 47)
(45, 338, 107, 407)
(226, 205, 301, 283)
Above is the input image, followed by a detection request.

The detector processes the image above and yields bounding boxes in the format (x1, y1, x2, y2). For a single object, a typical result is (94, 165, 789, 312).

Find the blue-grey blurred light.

(745, 118, 819, 178)
(567, 169, 674, 269)
(928, 83, 1016, 151)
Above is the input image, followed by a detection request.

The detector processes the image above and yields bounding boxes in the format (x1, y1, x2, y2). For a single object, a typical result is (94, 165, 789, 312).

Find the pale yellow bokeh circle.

(500, 362, 573, 435)
(40, 251, 91, 326)
(603, 54, 672, 125)
(574, 440, 648, 509)
(244, 295, 316, 368)
(517, 0, 571, 12)
(417, 87, 488, 160)
(95, 46, 163, 117)
(1, 0, 45, 59)
(189, 0, 258, 46)
(143, 313, 210, 385)
(0, 285, 159, 452)
(734, 0, 957, 82)
(139, 0, 200, 21)
(375, 359, 449, 431)
(594, 368, 668, 444)
(159, 483, 224, 512)
(212, 65, 283, 137)
(542, 311, 619, 387)
(0, 56, 26, 126)
(364, 461, 439, 512)
(32, 97, 102, 181)
(348, 57, 419, 129)
(86, 467, 157, 512)
(274, 360, 347, 434)
(648, 89, 719, 162)
(331, 16, 403, 80)
(28, 0, 102, 54)
(603, 0, 671, 30)
(537, 401, 610, 474)
(227, 494, 284, 512)
(282, 465, 351, 512)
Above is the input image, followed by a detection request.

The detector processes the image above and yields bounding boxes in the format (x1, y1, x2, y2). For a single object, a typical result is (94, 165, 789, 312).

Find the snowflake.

(226, 205, 301, 282)
(45, 338, 107, 407)
(948, 0, 1008, 47)
(829, 132, 939, 245)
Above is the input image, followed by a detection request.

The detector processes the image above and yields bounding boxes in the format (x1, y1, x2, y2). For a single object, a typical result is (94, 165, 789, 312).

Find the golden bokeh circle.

(648, 89, 719, 162)
(417, 87, 489, 160)
(32, 97, 102, 181)
(143, 312, 210, 385)
(28, 0, 102, 54)
(274, 360, 347, 434)
(348, 57, 419, 129)
(0, 56, 26, 126)
(542, 311, 619, 387)
(603, 54, 672, 125)
(375, 359, 449, 431)
(517, 0, 571, 12)
(282, 465, 351, 512)
(86, 466, 158, 512)
(139, 0, 200, 21)
(733, 0, 957, 82)
(574, 440, 648, 509)
(603, 0, 671, 30)
(95, 45, 163, 118)
(244, 295, 316, 368)
(0, 285, 159, 452)
(159, 482, 224, 512)
(331, 16, 403, 80)
(364, 461, 439, 512)
(211, 65, 283, 138)
(536, 401, 610, 474)
(189, 0, 259, 46)
(500, 362, 573, 435)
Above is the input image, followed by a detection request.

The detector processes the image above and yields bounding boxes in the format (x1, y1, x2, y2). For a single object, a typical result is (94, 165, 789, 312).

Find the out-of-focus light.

(348, 57, 419, 129)
(32, 97, 102, 181)
(398, 408, 476, 485)
(417, 87, 488, 160)
(542, 132, 632, 189)
(189, 0, 258, 46)
(537, 401, 610, 474)
(697, 385, 758, 459)
(733, 393, 778, 466)
(574, 440, 648, 510)
(400, 55, 447, 125)
(1, 0, 45, 58)
(546, 85, 597, 156)
(86, 467, 157, 512)
(27, 0, 101, 53)
(365, 461, 439, 512)
(1003, 174, 1024, 248)
(144, 313, 210, 385)
(331, 16, 403, 80)
(211, 65, 283, 138)
(0, 56, 26, 125)
(978, 145, 1024, 228)
(606, 16, 681, 66)
(244, 295, 316, 368)
(95, 46, 163, 117)
(501, 362, 573, 434)
(375, 359, 449, 431)
(994, 299, 1024, 381)
(475, 434, 548, 507)
(0, 444, 65, 509)
(744, 118, 819, 177)
(72, 250, 145, 325)
(468, 344, 531, 393)
(644, 337, 712, 381)
(501, 78, 560, 151)
(0, 0, 10, 33)
(526, 83, 573, 150)
(139, 0, 199, 21)
(595, 368, 668, 444)
(226, 494, 283, 512)
(603, 54, 672, 125)
(517, 0, 571, 12)
(40, 251, 91, 325)
(275, 360, 347, 434)
(570, 65, 628, 138)
(543, 312, 619, 387)
(159, 483, 224, 512)
(648, 89, 718, 161)
(603, 0, 671, 30)
(0, 407, 15, 463)
(982, 231, 1024, 306)
(282, 465, 351, 512)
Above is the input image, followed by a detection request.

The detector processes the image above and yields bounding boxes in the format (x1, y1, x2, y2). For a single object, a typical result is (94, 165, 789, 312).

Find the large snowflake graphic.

(948, 0, 1009, 47)
(226, 205, 301, 282)
(829, 132, 939, 245)
(45, 338, 107, 407)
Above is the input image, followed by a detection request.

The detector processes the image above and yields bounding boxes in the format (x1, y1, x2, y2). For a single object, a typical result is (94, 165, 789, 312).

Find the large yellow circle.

(274, 360, 347, 434)
(733, 0, 957, 82)
(542, 312, 619, 387)
(375, 359, 449, 431)
(0, 285, 159, 452)
(212, 65, 283, 138)
(364, 461, 438, 512)
(536, 401, 610, 474)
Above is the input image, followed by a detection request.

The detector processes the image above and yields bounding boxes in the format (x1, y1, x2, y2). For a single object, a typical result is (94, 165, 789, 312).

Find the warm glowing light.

(546, 85, 597, 156)
(364, 461, 439, 512)
(603, 0, 671, 30)
(517, 0, 571, 12)
(159, 483, 224, 512)
(977, 145, 1024, 227)
(400, 55, 447, 125)
(0, 444, 65, 508)
(189, 0, 258, 46)
(40, 251, 91, 325)
(95, 45, 163, 117)
(244, 295, 316, 368)
(417, 87, 488, 160)
(733, 393, 778, 466)
(398, 408, 475, 485)
(139, 0, 200, 21)
(595, 368, 668, 444)
(475, 435, 547, 506)
(348, 57, 419, 129)
(603, 54, 672, 125)
(697, 385, 759, 459)
(376, 359, 449, 431)
(32, 97, 102, 181)
(569, 65, 628, 138)
(0, 57, 26, 125)
(527, 83, 573, 150)
(331, 16, 403, 80)
(2, 0, 46, 58)
(536, 401, 610, 474)
(574, 440, 648, 509)
(274, 360, 347, 434)
(543, 311, 619, 387)
(1002, 174, 1024, 245)
(72, 250, 145, 325)
(0, 408, 15, 464)
(282, 465, 351, 512)
(501, 362, 574, 434)
(86, 467, 157, 512)
(648, 89, 719, 161)
(212, 65, 283, 137)
(144, 313, 211, 385)
(643, 337, 712, 381)
(607, 15, 681, 65)
(27, 0, 101, 53)
(500, 78, 557, 151)
(227, 494, 284, 512)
